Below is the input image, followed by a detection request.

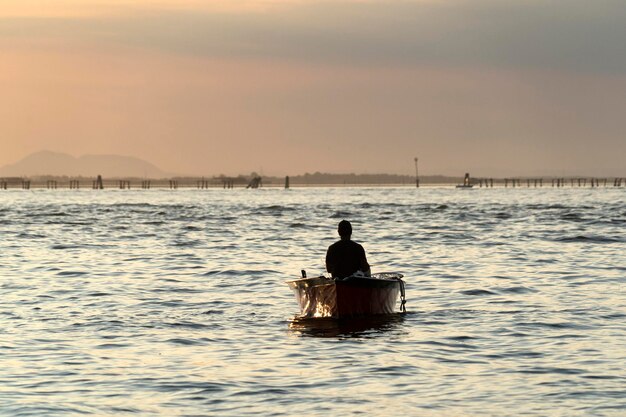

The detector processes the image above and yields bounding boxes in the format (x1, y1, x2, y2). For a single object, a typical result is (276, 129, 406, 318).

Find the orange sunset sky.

(1, 0, 625, 177)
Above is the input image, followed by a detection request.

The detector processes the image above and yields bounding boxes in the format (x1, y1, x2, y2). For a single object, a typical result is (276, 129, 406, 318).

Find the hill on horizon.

(0, 151, 171, 178)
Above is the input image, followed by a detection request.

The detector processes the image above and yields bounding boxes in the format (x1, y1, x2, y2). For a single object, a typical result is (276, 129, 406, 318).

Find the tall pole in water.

(414, 157, 419, 188)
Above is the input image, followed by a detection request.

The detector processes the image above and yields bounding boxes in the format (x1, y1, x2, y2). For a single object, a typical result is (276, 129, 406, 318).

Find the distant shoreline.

(0, 175, 624, 190)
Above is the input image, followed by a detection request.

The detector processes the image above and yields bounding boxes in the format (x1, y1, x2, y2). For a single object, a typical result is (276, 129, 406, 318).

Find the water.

(0, 187, 624, 416)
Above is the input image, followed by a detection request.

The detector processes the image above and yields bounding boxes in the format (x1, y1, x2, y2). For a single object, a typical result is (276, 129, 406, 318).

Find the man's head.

(338, 220, 352, 239)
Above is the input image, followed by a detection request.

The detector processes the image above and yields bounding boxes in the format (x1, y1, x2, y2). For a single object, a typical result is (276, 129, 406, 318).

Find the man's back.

(326, 239, 368, 278)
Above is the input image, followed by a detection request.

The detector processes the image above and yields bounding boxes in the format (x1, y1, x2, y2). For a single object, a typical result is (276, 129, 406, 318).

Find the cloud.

(2, 0, 626, 74)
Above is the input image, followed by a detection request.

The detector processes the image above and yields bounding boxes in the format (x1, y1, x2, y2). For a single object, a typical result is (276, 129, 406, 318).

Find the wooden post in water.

(285, 176, 290, 189)
(93, 175, 103, 189)
(197, 178, 209, 189)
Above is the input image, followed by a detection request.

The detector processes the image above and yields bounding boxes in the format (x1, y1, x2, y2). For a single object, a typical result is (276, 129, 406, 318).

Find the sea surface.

(0, 187, 625, 416)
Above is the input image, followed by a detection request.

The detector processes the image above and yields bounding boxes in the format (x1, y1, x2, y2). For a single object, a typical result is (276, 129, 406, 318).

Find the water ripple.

(0, 188, 624, 417)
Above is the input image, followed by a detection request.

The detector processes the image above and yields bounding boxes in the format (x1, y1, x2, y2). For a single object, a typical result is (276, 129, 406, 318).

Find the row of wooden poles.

(1, 176, 625, 189)
(473, 178, 625, 187)
(0, 176, 247, 190)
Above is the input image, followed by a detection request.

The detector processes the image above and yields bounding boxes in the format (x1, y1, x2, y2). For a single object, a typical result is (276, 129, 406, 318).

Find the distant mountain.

(0, 151, 170, 178)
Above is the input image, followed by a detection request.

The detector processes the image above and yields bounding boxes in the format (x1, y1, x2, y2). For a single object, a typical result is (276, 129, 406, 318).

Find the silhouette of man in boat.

(326, 220, 371, 278)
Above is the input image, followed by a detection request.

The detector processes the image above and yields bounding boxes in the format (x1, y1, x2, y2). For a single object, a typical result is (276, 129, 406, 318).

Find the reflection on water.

(289, 313, 406, 338)
(0, 188, 625, 416)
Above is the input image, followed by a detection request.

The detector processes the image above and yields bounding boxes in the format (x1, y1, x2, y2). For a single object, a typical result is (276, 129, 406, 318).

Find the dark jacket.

(325, 239, 370, 278)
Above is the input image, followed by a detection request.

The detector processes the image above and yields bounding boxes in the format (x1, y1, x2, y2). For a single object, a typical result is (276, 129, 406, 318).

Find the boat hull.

(287, 275, 402, 319)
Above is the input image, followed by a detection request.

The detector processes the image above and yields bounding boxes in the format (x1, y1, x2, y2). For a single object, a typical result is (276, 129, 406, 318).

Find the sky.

(1, 0, 625, 177)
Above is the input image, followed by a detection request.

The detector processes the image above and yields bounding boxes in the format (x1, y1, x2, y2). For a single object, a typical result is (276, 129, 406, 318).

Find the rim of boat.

(285, 272, 404, 284)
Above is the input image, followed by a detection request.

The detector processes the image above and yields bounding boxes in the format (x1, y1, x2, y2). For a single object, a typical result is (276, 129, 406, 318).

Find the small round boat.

(286, 272, 406, 319)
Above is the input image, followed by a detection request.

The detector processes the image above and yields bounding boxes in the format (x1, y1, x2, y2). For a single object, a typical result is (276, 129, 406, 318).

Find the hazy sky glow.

(1, 0, 625, 176)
